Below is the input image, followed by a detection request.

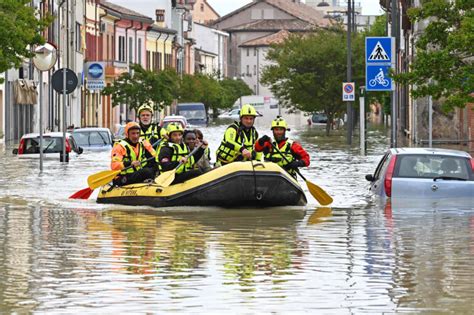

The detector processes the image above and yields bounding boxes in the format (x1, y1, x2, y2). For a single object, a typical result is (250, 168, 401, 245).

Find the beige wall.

(192, 0, 219, 24)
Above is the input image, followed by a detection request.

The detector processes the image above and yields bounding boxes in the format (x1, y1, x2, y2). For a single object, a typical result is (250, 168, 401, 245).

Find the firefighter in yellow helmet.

(254, 116, 310, 178)
(157, 122, 208, 185)
(111, 122, 157, 186)
(215, 104, 262, 166)
(137, 104, 167, 144)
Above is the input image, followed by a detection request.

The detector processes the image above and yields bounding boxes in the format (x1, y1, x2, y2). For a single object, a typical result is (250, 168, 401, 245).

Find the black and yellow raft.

(97, 161, 307, 207)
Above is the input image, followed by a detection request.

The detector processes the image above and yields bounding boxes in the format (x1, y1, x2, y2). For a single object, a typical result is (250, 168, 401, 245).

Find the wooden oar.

(70, 139, 163, 199)
(154, 146, 201, 188)
(269, 142, 333, 206)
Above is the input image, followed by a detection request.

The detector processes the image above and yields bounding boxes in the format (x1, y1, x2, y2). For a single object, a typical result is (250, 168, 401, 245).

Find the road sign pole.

(391, 0, 397, 148)
(360, 87, 365, 155)
(39, 70, 44, 172)
(346, 0, 352, 145)
(62, 68, 67, 162)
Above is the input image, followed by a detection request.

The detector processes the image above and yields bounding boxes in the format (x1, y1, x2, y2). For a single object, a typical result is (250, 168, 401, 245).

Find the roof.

(240, 30, 291, 47)
(101, 1, 154, 23)
(391, 148, 472, 158)
(212, 0, 330, 27)
(147, 24, 177, 34)
(225, 19, 315, 32)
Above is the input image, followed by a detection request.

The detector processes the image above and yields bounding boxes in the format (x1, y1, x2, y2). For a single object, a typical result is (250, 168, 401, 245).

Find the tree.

(102, 64, 179, 112)
(0, 0, 52, 83)
(261, 28, 348, 135)
(218, 78, 253, 116)
(392, 0, 474, 112)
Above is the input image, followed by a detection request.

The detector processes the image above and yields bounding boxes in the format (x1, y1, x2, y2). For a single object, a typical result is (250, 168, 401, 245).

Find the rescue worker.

(254, 116, 310, 178)
(184, 129, 211, 172)
(111, 122, 157, 186)
(215, 104, 261, 166)
(158, 123, 208, 184)
(137, 104, 167, 144)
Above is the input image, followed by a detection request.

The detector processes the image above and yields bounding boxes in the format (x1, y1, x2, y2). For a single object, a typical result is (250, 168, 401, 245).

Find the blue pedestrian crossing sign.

(366, 37, 394, 64)
(366, 65, 393, 91)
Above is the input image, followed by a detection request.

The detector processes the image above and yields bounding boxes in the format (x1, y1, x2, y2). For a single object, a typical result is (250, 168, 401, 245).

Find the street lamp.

(33, 43, 57, 172)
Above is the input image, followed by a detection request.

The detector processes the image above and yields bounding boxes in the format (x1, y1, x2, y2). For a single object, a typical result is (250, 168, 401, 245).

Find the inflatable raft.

(97, 161, 307, 208)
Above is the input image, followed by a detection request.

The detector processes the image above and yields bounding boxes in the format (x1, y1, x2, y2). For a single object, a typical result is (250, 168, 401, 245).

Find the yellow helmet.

(271, 116, 288, 130)
(239, 104, 257, 117)
(166, 122, 184, 135)
(137, 104, 154, 116)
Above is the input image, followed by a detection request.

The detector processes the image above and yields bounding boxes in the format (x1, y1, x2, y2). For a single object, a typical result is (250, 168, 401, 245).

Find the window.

(129, 37, 133, 63)
(75, 23, 82, 52)
(247, 48, 249, 57)
(138, 38, 142, 65)
(253, 65, 257, 75)
(118, 36, 126, 62)
(158, 52, 162, 70)
(254, 85, 257, 93)
(254, 48, 257, 56)
(146, 51, 151, 70)
(200, 3, 204, 11)
(246, 65, 250, 75)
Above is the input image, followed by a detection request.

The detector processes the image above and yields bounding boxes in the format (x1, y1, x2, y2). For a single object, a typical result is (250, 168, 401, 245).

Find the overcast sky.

(110, 0, 383, 19)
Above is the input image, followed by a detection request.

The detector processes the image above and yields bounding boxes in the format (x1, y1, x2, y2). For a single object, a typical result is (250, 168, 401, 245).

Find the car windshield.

(395, 154, 471, 180)
(24, 137, 63, 153)
(73, 131, 111, 146)
(179, 110, 206, 120)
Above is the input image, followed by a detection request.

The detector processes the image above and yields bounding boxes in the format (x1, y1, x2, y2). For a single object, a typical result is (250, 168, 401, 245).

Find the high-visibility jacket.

(111, 139, 156, 175)
(140, 123, 167, 144)
(216, 122, 261, 164)
(266, 140, 297, 176)
(157, 141, 195, 175)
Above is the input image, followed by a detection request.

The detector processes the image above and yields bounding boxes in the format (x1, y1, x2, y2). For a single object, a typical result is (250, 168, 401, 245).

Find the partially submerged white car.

(13, 132, 83, 159)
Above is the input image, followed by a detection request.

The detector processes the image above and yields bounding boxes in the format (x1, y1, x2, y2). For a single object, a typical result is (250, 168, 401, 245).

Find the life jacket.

(116, 139, 147, 175)
(216, 122, 259, 164)
(266, 139, 297, 176)
(140, 123, 163, 144)
(158, 141, 195, 174)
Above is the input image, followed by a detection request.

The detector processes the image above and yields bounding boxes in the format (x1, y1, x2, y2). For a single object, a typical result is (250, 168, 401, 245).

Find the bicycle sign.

(366, 65, 393, 91)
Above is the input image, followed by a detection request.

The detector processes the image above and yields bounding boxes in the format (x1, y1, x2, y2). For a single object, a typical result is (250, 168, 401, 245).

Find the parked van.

(176, 103, 208, 126)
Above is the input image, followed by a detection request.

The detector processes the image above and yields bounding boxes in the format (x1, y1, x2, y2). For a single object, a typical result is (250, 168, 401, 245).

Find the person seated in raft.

(157, 123, 208, 185)
(254, 116, 310, 179)
(111, 122, 157, 186)
(215, 104, 262, 166)
(184, 129, 212, 172)
(136, 104, 167, 143)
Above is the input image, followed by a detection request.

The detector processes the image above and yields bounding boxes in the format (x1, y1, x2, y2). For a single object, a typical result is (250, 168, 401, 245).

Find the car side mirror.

(12, 149, 18, 155)
(76, 147, 84, 154)
(365, 174, 375, 182)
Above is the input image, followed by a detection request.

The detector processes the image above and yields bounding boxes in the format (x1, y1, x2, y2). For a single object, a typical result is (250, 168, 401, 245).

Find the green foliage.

(102, 64, 179, 111)
(261, 28, 348, 133)
(392, 0, 474, 111)
(219, 77, 253, 108)
(0, 0, 52, 83)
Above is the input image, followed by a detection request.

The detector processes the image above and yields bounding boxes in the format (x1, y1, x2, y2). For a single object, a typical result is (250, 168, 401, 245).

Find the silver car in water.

(366, 148, 474, 200)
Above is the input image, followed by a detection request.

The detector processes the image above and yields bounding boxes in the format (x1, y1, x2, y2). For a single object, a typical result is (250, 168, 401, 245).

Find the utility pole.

(346, 0, 353, 145)
(390, 0, 397, 148)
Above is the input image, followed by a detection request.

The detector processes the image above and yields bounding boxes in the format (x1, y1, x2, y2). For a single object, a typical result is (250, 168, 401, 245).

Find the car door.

(369, 151, 392, 196)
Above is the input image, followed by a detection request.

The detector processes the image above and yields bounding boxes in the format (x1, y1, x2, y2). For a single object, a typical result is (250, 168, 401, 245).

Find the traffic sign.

(51, 68, 78, 94)
(342, 82, 355, 101)
(366, 37, 394, 65)
(366, 65, 393, 91)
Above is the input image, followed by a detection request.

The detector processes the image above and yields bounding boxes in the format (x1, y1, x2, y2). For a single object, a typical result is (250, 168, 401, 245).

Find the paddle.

(154, 146, 201, 188)
(69, 138, 163, 199)
(269, 141, 333, 206)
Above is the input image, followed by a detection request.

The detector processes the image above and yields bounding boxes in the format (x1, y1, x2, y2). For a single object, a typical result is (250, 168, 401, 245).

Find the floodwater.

(0, 121, 473, 313)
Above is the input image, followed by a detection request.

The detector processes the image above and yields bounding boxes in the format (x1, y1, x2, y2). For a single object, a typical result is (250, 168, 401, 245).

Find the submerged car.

(72, 127, 113, 151)
(160, 115, 188, 130)
(366, 148, 474, 200)
(13, 132, 83, 159)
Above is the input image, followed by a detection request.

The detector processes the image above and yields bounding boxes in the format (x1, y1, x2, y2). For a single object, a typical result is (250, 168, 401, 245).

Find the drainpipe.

(125, 20, 133, 121)
(163, 33, 170, 69)
(135, 22, 143, 66)
(155, 32, 163, 71)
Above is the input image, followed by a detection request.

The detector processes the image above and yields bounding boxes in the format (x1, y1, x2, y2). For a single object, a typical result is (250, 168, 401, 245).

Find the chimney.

(155, 9, 165, 27)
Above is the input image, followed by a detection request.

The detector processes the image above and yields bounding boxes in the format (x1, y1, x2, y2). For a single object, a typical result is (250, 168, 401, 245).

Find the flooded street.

(0, 122, 473, 313)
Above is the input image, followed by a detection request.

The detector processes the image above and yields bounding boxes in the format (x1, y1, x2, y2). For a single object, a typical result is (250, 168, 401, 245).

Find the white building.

(193, 23, 228, 77)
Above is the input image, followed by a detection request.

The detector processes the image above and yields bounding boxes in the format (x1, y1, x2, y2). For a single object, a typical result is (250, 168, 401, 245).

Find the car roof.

(72, 127, 111, 133)
(163, 115, 187, 121)
(21, 132, 72, 138)
(390, 147, 472, 158)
